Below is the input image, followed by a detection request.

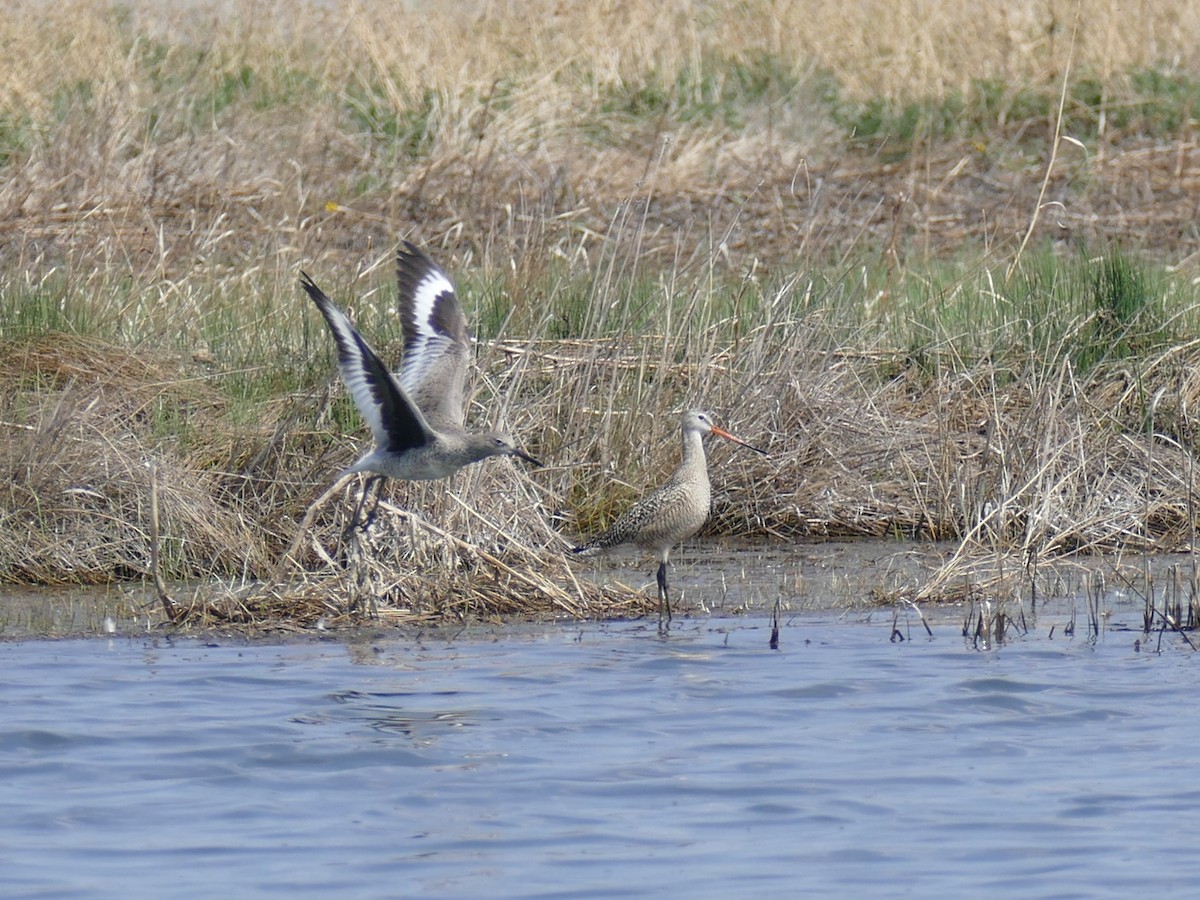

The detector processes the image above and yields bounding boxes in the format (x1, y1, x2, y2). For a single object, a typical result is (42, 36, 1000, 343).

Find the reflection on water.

(314, 689, 485, 739)
(2, 606, 1199, 898)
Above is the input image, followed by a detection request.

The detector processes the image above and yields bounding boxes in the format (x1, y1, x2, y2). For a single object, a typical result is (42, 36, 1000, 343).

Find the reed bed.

(7, 267, 1200, 623)
(4, 0, 1200, 624)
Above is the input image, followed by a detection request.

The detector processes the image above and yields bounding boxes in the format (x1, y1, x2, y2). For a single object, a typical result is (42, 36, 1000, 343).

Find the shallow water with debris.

(4, 598, 1200, 897)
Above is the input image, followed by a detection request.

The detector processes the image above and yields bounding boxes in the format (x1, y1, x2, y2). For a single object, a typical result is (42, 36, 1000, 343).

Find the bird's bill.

(710, 425, 768, 456)
(512, 447, 544, 467)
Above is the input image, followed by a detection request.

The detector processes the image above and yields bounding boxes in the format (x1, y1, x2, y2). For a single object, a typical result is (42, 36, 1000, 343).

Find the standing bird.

(572, 410, 766, 623)
(300, 241, 541, 528)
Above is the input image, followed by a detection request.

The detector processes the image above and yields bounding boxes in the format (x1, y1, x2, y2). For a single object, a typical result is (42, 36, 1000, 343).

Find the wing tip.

(397, 240, 434, 277)
(298, 270, 329, 305)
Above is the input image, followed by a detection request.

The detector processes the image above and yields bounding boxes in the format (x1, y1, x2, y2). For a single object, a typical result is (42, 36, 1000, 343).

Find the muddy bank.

(4, 539, 1195, 641)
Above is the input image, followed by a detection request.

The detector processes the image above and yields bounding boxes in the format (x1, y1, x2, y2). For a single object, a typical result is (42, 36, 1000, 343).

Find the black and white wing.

(300, 272, 433, 454)
(395, 241, 471, 430)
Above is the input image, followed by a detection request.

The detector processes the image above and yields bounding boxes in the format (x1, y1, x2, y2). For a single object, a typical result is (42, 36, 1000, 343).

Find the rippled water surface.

(4, 609, 1200, 898)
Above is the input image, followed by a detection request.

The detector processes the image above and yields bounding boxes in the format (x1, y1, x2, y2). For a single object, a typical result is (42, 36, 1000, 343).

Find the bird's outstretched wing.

(395, 241, 472, 430)
(300, 272, 433, 454)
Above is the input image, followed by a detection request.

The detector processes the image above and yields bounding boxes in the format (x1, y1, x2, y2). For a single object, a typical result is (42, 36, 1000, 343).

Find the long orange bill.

(710, 426, 768, 456)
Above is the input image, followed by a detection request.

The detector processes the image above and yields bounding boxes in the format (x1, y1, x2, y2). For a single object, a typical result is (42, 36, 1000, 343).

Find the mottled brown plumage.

(573, 410, 766, 623)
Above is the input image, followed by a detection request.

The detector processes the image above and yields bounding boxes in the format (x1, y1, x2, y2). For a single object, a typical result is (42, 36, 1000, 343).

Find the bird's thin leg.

(361, 475, 386, 527)
(346, 474, 384, 534)
(656, 561, 672, 625)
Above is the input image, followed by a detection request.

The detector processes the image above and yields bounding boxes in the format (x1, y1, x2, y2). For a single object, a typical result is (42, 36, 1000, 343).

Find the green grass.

(578, 55, 1200, 156)
(826, 67, 1200, 153)
(5, 238, 1200, 584)
(4, 244, 1193, 405)
(346, 83, 440, 158)
(596, 51, 799, 129)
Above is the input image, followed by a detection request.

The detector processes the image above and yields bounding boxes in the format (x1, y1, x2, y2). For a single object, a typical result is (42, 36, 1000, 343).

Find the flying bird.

(300, 242, 541, 528)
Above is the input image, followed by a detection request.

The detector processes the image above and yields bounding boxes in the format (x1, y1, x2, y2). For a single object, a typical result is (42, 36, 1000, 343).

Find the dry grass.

(168, 501, 648, 632)
(4, 1, 1200, 623)
(0, 333, 649, 624)
(0, 336, 266, 584)
(2, 0, 1200, 278)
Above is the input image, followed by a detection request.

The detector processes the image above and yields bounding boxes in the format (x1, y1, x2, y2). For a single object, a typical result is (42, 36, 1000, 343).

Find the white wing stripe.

(409, 268, 455, 338)
(322, 300, 390, 445)
(399, 268, 457, 395)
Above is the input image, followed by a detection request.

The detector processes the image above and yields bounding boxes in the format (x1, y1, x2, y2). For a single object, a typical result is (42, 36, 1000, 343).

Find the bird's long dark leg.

(361, 475, 386, 528)
(656, 561, 672, 626)
(346, 474, 385, 535)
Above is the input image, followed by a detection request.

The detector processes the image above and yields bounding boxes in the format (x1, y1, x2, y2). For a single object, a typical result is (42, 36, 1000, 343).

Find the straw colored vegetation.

(3, 0, 1200, 626)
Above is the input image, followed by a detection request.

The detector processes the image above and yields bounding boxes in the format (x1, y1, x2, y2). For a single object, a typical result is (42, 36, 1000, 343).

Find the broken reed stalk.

(890, 600, 932, 642)
(375, 498, 586, 618)
(905, 599, 933, 638)
(148, 460, 178, 622)
(1006, 11, 1079, 281)
(274, 473, 356, 581)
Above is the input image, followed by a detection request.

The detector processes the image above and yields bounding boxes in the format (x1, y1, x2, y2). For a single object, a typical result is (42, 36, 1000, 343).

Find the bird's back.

(581, 444, 712, 554)
(608, 475, 710, 551)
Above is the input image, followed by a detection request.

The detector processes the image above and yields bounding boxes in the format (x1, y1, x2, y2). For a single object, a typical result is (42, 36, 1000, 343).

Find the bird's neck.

(678, 427, 708, 477)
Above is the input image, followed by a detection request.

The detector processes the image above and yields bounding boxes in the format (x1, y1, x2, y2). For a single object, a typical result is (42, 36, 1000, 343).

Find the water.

(3, 607, 1200, 898)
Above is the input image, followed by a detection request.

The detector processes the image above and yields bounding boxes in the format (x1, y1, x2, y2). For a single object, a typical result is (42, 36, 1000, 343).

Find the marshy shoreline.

(4, 1, 1200, 634)
(5, 538, 1196, 642)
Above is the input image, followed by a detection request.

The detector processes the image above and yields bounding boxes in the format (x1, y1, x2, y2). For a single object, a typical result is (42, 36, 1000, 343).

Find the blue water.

(3, 611, 1199, 898)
